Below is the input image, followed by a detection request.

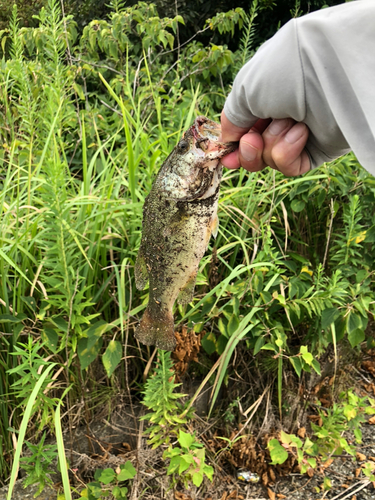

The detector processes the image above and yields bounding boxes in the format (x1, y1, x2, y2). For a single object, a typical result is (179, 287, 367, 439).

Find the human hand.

(220, 111, 311, 177)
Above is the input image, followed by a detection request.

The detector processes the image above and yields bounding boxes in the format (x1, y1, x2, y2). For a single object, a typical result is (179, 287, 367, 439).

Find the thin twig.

(330, 480, 370, 500)
(323, 197, 335, 268)
(353, 366, 373, 384)
(150, 26, 211, 65)
(72, 57, 123, 76)
(100, 99, 122, 116)
(175, 0, 180, 67)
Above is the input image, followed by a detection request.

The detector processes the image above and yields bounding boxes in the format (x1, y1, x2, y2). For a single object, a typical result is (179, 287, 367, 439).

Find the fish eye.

(178, 140, 189, 153)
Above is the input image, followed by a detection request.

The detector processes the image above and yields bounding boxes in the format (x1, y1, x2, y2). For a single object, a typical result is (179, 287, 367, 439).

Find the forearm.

(224, 1, 375, 172)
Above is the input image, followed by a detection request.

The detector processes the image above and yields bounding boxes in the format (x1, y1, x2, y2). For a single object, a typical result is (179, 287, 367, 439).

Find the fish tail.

(135, 306, 176, 351)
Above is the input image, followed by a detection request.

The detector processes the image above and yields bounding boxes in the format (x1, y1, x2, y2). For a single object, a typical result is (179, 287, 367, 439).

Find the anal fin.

(177, 272, 197, 305)
(211, 213, 219, 239)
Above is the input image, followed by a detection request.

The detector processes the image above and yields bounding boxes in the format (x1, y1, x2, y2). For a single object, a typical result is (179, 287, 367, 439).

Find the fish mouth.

(194, 116, 221, 141)
(191, 116, 237, 158)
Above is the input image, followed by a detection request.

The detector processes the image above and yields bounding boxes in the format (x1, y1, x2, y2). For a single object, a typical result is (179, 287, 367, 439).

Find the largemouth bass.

(134, 116, 236, 351)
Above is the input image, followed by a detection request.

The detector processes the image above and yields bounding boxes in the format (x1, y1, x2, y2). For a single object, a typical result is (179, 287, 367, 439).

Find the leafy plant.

(7, 339, 58, 429)
(163, 430, 214, 488)
(79, 461, 136, 500)
(1, 0, 375, 491)
(141, 350, 191, 448)
(268, 391, 375, 474)
(142, 351, 213, 487)
(20, 433, 58, 497)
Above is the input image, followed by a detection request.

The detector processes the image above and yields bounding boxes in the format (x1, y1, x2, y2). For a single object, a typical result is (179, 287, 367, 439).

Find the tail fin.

(135, 306, 176, 351)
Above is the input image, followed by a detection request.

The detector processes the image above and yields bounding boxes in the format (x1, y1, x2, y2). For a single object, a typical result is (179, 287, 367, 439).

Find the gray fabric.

(223, 0, 375, 173)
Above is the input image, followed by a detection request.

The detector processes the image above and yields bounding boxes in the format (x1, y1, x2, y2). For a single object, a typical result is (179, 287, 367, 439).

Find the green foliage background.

(0, 0, 374, 492)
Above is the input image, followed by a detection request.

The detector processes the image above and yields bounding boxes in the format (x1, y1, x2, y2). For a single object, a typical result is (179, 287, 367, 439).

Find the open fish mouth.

(191, 116, 236, 157)
(194, 116, 221, 141)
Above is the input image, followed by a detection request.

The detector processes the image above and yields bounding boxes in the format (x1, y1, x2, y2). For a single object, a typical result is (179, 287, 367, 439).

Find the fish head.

(159, 116, 237, 200)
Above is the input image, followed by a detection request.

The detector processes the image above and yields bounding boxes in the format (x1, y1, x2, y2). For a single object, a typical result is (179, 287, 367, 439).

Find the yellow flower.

(355, 231, 366, 244)
(301, 266, 313, 276)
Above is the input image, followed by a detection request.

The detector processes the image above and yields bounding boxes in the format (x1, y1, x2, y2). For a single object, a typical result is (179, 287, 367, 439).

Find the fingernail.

(285, 123, 307, 144)
(242, 141, 257, 161)
(268, 119, 289, 136)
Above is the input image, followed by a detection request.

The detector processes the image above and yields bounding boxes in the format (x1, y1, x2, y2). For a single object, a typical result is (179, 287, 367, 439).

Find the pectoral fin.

(177, 272, 197, 305)
(134, 250, 148, 290)
(211, 213, 219, 239)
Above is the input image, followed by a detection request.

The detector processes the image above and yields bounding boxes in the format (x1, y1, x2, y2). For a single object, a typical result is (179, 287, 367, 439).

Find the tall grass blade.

(208, 273, 280, 416)
(7, 363, 56, 500)
(55, 402, 72, 500)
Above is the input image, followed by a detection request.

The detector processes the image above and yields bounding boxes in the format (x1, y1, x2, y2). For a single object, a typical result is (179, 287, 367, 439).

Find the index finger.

(220, 110, 253, 142)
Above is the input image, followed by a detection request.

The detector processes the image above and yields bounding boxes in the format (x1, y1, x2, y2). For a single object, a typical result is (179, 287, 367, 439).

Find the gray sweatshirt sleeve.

(223, 0, 375, 173)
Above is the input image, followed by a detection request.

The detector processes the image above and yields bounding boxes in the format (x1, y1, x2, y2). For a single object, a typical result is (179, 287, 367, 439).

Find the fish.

(134, 116, 237, 351)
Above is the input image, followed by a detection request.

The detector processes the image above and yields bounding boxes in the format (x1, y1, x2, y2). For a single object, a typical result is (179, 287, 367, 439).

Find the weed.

(268, 390, 375, 476)
(163, 430, 214, 488)
(79, 461, 136, 500)
(20, 433, 58, 497)
(142, 351, 213, 488)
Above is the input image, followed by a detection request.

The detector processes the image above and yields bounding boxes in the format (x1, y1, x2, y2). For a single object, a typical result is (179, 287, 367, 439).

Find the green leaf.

(279, 430, 291, 445)
(178, 430, 195, 450)
(78, 337, 103, 370)
(348, 328, 365, 348)
(86, 320, 112, 350)
(21, 296, 37, 312)
(201, 295, 216, 316)
(167, 456, 181, 475)
(117, 461, 136, 481)
(311, 359, 321, 375)
(307, 458, 317, 468)
(227, 314, 239, 336)
(51, 316, 68, 333)
(192, 471, 204, 487)
(41, 328, 59, 353)
(94, 469, 103, 481)
(291, 199, 305, 212)
(260, 291, 272, 304)
(102, 340, 122, 377)
(112, 486, 122, 499)
(201, 331, 216, 355)
(98, 468, 116, 485)
(289, 356, 302, 377)
(261, 343, 277, 352)
(253, 336, 265, 355)
(347, 312, 362, 334)
(300, 346, 313, 365)
(178, 456, 192, 474)
(323, 477, 332, 490)
(268, 439, 289, 465)
(343, 404, 356, 421)
(87, 482, 103, 497)
(321, 308, 340, 330)
(216, 334, 228, 355)
(0, 314, 25, 323)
